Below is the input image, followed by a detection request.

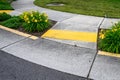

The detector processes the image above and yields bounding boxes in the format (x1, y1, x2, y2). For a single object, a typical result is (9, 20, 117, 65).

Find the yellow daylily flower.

(99, 33, 104, 39)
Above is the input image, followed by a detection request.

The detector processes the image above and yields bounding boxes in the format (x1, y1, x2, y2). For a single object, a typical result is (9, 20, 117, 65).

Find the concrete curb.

(0, 25, 38, 40)
(98, 50, 120, 58)
(0, 10, 13, 13)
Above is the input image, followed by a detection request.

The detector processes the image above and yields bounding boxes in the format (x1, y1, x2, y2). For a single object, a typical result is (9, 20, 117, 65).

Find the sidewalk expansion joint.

(86, 16, 106, 78)
(0, 37, 30, 50)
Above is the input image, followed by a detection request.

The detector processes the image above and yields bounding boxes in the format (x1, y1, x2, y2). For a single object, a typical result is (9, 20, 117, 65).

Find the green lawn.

(0, 0, 13, 10)
(34, 0, 120, 18)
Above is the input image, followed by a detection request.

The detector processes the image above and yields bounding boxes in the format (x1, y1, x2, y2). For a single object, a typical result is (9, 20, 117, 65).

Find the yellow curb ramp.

(98, 51, 120, 58)
(0, 10, 13, 13)
(42, 29, 97, 42)
(0, 25, 38, 40)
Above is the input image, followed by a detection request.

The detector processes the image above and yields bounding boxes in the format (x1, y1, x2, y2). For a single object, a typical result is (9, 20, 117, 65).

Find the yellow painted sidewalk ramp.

(42, 29, 97, 42)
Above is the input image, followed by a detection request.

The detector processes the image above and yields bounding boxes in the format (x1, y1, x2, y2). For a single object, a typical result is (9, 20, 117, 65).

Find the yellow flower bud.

(34, 19, 37, 22)
(31, 14, 33, 17)
(43, 13, 48, 17)
(100, 34, 104, 39)
(24, 15, 27, 19)
(45, 19, 48, 22)
(28, 21, 30, 23)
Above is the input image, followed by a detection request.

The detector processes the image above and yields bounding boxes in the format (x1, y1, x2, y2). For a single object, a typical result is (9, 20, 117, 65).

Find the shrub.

(98, 22, 120, 53)
(20, 11, 49, 32)
(0, 12, 11, 21)
(1, 16, 23, 29)
(0, 1, 13, 10)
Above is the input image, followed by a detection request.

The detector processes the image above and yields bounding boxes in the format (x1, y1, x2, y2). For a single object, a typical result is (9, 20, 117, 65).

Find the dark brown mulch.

(17, 20, 57, 37)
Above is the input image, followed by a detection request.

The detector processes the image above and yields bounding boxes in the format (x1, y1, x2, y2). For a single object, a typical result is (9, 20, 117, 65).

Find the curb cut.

(42, 29, 97, 43)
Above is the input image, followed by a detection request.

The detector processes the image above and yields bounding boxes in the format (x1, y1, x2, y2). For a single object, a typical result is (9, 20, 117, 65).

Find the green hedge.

(0, 0, 14, 10)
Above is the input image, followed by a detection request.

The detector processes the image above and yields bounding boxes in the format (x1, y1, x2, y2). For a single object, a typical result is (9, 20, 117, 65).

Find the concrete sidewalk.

(0, 50, 90, 80)
(10, 0, 120, 49)
(0, 0, 120, 80)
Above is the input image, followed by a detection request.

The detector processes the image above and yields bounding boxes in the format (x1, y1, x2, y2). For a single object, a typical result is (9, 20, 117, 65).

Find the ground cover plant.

(0, 0, 13, 10)
(98, 22, 120, 53)
(0, 11, 56, 37)
(0, 12, 12, 21)
(34, 0, 120, 18)
(1, 16, 22, 29)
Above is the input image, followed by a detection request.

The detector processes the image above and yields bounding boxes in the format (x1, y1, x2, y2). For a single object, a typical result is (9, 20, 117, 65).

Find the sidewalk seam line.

(86, 16, 106, 79)
(0, 36, 31, 50)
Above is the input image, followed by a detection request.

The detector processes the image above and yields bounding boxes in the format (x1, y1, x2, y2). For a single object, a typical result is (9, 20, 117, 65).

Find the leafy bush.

(1, 16, 23, 29)
(0, 1, 13, 10)
(0, 12, 11, 21)
(98, 22, 120, 53)
(20, 11, 49, 32)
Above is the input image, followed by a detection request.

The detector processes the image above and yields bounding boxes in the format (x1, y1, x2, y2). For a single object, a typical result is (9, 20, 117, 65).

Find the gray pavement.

(89, 55, 120, 80)
(11, 0, 77, 22)
(10, 0, 120, 49)
(44, 38, 97, 49)
(52, 15, 103, 32)
(49, 15, 103, 49)
(0, 29, 26, 49)
(100, 18, 120, 29)
(0, 50, 90, 80)
(0, 27, 95, 79)
(2, 38, 97, 77)
(0, 0, 120, 80)
(11, 0, 35, 9)
(1, 28, 120, 80)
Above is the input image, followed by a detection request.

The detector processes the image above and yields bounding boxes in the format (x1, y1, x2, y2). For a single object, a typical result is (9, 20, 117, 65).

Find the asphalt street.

(0, 50, 91, 80)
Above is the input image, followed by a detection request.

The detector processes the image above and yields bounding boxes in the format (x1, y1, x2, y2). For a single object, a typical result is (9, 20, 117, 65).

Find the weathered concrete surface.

(2, 38, 97, 77)
(11, 0, 35, 9)
(89, 54, 120, 80)
(44, 38, 97, 49)
(0, 50, 90, 80)
(52, 15, 103, 32)
(100, 18, 120, 29)
(43, 15, 102, 49)
(0, 29, 25, 48)
(10, 11, 22, 16)
(11, 0, 101, 50)
(3, 0, 120, 80)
